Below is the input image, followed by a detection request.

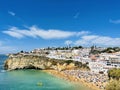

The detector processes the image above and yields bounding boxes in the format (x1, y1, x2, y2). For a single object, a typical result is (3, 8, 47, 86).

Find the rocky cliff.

(4, 54, 87, 71)
(4, 54, 90, 71)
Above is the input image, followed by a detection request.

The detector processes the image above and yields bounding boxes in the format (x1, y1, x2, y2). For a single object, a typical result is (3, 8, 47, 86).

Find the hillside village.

(12, 46, 120, 74)
(7, 46, 120, 90)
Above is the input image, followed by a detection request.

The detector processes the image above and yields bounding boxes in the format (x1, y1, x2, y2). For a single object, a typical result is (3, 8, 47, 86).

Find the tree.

(78, 46, 83, 49)
(108, 68, 120, 80)
(20, 50, 24, 53)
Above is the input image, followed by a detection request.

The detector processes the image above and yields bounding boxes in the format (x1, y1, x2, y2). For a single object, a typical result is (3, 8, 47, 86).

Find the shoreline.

(43, 70, 102, 90)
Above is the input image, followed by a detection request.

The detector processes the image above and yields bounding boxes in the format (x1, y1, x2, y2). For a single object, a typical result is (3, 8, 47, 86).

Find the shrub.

(65, 60, 73, 65)
(106, 80, 120, 90)
(108, 68, 120, 80)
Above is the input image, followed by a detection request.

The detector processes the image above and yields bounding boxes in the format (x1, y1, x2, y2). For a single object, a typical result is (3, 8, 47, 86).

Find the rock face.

(4, 54, 79, 71)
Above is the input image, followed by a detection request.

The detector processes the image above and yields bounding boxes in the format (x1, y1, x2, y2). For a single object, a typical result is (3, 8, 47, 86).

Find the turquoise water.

(0, 55, 7, 70)
(0, 55, 90, 90)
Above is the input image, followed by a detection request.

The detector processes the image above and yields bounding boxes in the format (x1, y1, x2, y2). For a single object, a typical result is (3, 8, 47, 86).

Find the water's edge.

(0, 55, 90, 90)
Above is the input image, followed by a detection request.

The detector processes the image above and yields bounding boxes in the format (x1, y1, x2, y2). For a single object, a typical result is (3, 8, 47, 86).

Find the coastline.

(4, 54, 108, 90)
(43, 70, 101, 90)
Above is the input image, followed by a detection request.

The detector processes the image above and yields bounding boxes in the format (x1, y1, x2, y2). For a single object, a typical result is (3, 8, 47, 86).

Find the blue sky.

(0, 0, 120, 53)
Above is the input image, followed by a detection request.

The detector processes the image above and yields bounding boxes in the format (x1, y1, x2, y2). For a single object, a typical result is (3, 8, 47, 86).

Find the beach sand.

(43, 70, 101, 90)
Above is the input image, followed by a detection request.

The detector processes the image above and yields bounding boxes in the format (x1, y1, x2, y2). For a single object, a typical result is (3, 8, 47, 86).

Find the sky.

(0, 0, 120, 53)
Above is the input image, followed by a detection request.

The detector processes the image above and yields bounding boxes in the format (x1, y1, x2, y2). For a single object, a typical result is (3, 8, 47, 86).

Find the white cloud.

(74, 12, 79, 19)
(75, 35, 120, 46)
(30, 26, 76, 39)
(8, 11, 15, 16)
(0, 40, 17, 54)
(76, 31, 90, 36)
(109, 19, 120, 24)
(3, 25, 120, 47)
(0, 46, 16, 54)
(64, 40, 73, 45)
(82, 35, 98, 40)
(3, 26, 89, 39)
(3, 27, 24, 39)
(0, 41, 2, 46)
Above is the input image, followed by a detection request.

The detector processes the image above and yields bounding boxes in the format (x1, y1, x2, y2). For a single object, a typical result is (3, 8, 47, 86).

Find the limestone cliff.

(4, 54, 90, 71)
(4, 54, 85, 71)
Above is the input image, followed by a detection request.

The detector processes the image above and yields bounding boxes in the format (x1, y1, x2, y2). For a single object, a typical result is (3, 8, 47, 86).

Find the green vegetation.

(64, 60, 89, 70)
(90, 50, 100, 54)
(90, 46, 120, 54)
(75, 61, 82, 67)
(65, 60, 74, 65)
(45, 46, 83, 50)
(81, 63, 90, 70)
(20, 50, 24, 53)
(102, 47, 120, 53)
(5, 54, 90, 71)
(89, 45, 101, 54)
(106, 68, 120, 90)
(106, 80, 120, 90)
(108, 68, 120, 80)
(72, 46, 83, 49)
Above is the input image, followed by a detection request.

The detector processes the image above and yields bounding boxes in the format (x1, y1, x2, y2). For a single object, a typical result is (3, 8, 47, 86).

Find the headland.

(4, 53, 108, 90)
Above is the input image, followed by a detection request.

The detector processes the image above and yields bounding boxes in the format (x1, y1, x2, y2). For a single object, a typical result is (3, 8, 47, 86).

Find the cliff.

(4, 54, 89, 71)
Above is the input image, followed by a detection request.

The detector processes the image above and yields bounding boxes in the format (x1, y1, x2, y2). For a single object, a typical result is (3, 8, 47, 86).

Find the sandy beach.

(43, 70, 107, 90)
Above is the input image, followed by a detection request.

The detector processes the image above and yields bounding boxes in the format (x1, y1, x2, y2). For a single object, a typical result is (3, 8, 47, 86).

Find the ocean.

(0, 55, 90, 90)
